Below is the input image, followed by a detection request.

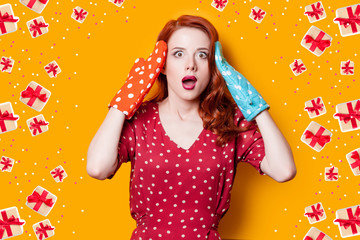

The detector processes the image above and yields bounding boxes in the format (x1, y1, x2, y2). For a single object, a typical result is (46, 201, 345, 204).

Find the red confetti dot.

(295, 225, 297, 228)
(339, 92, 342, 95)
(61, 215, 63, 217)
(9, 182, 11, 184)
(75, 182, 77, 184)
(307, 82, 310, 84)
(28, 180, 31, 182)
(295, 120, 298, 122)
(331, 192, 333, 194)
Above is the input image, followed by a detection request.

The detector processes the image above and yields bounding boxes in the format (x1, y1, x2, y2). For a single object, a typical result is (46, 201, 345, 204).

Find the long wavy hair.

(149, 15, 247, 146)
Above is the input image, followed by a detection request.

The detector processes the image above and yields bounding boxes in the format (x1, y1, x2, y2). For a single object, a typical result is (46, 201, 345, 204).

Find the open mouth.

(182, 76, 197, 90)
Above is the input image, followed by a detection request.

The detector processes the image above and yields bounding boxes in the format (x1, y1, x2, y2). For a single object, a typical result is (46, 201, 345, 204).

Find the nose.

(186, 56, 197, 72)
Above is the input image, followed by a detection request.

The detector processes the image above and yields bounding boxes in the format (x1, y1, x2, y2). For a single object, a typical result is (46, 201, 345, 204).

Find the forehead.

(168, 27, 210, 49)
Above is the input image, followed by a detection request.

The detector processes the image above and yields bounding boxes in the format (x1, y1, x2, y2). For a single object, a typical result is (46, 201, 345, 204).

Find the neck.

(160, 96, 200, 121)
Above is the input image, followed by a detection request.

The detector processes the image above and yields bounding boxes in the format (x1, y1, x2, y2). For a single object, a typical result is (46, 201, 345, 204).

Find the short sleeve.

(107, 119, 136, 179)
(234, 108, 266, 175)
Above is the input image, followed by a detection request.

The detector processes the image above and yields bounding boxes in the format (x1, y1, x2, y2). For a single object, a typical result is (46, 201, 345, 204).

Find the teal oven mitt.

(214, 41, 269, 121)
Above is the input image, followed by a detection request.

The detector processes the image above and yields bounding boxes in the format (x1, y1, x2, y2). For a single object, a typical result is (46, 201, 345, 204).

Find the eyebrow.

(170, 47, 209, 51)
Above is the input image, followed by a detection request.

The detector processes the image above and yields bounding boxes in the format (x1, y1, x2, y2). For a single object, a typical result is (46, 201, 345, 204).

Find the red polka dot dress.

(111, 101, 265, 240)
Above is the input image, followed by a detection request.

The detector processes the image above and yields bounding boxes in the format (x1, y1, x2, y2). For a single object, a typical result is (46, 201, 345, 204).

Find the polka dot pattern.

(109, 41, 167, 119)
(110, 101, 265, 239)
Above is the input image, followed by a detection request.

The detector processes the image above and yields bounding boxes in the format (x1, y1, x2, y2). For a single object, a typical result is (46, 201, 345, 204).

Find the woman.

(87, 15, 296, 240)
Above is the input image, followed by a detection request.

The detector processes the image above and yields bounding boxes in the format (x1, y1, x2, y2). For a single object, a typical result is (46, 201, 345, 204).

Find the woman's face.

(162, 27, 211, 102)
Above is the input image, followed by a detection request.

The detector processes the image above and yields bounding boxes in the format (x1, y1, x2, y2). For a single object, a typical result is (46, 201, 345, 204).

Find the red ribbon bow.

(214, 0, 227, 9)
(342, 60, 354, 74)
(304, 232, 326, 240)
(114, 0, 124, 4)
(350, 151, 360, 170)
(305, 204, 324, 221)
(326, 166, 338, 180)
(334, 5, 360, 34)
(304, 126, 330, 148)
(305, 2, 324, 20)
(252, 8, 265, 20)
(292, 60, 306, 74)
(73, 8, 88, 20)
(51, 168, 65, 182)
(1, 157, 13, 171)
(1, 58, 12, 72)
(29, 19, 48, 37)
(45, 63, 59, 77)
(21, 85, 48, 107)
(305, 98, 324, 115)
(0, 210, 25, 239)
(334, 100, 360, 129)
(0, 110, 19, 132)
(304, 31, 331, 52)
(0, 12, 19, 34)
(334, 206, 360, 235)
(30, 118, 48, 135)
(27, 190, 54, 211)
(27, 0, 48, 8)
(36, 222, 54, 240)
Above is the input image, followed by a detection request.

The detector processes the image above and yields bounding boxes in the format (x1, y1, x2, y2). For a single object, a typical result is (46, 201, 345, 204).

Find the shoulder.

(233, 106, 257, 129)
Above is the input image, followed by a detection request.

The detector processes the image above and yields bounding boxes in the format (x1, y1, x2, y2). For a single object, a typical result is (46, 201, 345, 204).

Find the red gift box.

(301, 26, 332, 57)
(340, 60, 354, 75)
(20, 0, 49, 14)
(71, 6, 88, 23)
(0, 102, 19, 134)
(20, 81, 51, 112)
(333, 4, 360, 37)
(211, 0, 228, 12)
(324, 166, 338, 181)
(26, 186, 57, 216)
(26, 114, 49, 136)
(346, 148, 360, 176)
(249, 6, 266, 23)
(44, 61, 61, 78)
(305, 202, 326, 224)
(0, 156, 15, 172)
(0, 4, 19, 37)
(0, 207, 26, 239)
(33, 219, 55, 240)
(304, 97, 326, 118)
(1, 56, 15, 73)
(334, 205, 360, 238)
(26, 16, 49, 38)
(304, 2, 326, 23)
(303, 227, 332, 240)
(301, 121, 331, 152)
(50, 165, 67, 183)
(290, 59, 307, 76)
(333, 99, 360, 132)
(109, 0, 124, 7)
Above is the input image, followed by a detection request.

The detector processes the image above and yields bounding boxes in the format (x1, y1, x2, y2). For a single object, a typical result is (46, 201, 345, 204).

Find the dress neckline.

(155, 102, 205, 151)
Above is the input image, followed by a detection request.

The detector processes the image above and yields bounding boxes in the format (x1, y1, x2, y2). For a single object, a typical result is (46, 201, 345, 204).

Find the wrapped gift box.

(303, 227, 332, 240)
(304, 97, 326, 118)
(211, 0, 228, 12)
(33, 219, 55, 240)
(20, 81, 51, 112)
(301, 26, 332, 57)
(0, 206, 26, 239)
(340, 60, 354, 75)
(0, 4, 19, 37)
(333, 99, 360, 132)
(50, 165, 67, 183)
(290, 59, 307, 76)
(26, 16, 48, 38)
(20, 0, 49, 14)
(249, 6, 266, 23)
(109, 0, 124, 7)
(301, 121, 331, 152)
(26, 186, 57, 216)
(0, 156, 15, 172)
(305, 202, 326, 224)
(333, 4, 360, 37)
(26, 114, 49, 136)
(0, 102, 19, 134)
(71, 6, 88, 23)
(346, 148, 360, 176)
(334, 205, 360, 238)
(304, 1, 326, 23)
(1, 56, 15, 73)
(324, 166, 338, 181)
(44, 61, 61, 78)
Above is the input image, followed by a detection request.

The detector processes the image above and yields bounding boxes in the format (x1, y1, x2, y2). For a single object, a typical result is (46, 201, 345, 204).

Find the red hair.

(149, 15, 247, 146)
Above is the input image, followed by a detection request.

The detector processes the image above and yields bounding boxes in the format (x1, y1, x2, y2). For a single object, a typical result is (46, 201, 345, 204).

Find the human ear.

(161, 63, 166, 75)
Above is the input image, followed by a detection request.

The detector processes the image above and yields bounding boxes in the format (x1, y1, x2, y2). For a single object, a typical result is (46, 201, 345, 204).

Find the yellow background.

(1, 0, 359, 239)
